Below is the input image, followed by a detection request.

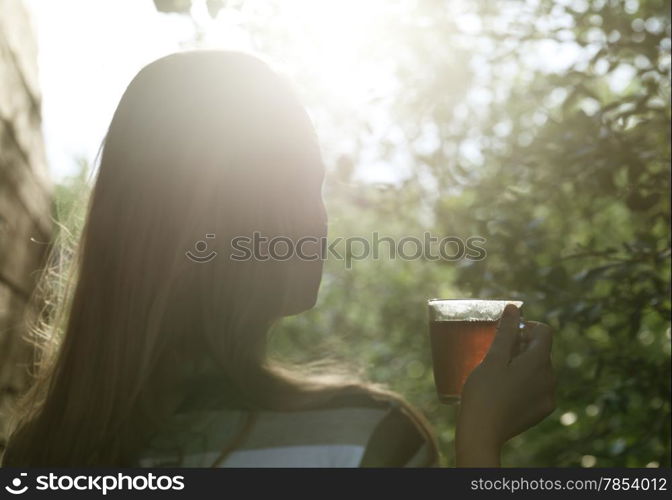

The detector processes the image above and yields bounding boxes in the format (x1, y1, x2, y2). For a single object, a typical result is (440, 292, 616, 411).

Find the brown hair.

(3, 50, 438, 466)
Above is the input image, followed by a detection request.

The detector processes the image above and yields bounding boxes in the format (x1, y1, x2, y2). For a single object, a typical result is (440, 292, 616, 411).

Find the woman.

(2, 50, 555, 467)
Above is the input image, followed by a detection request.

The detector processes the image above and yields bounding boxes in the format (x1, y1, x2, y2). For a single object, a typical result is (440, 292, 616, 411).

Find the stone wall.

(0, 0, 52, 454)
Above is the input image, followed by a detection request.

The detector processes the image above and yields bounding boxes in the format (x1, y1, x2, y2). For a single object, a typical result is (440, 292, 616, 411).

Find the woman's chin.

(281, 292, 319, 317)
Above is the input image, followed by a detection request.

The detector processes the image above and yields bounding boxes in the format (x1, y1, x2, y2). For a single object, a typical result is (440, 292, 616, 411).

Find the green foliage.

(269, 0, 671, 467)
(50, 0, 669, 467)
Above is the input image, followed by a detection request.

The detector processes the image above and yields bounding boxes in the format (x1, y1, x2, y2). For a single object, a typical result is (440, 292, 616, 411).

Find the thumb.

(484, 303, 520, 367)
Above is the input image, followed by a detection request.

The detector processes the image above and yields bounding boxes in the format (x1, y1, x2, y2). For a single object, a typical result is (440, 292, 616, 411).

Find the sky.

(26, 0, 198, 181)
(24, 0, 626, 185)
(25, 0, 397, 183)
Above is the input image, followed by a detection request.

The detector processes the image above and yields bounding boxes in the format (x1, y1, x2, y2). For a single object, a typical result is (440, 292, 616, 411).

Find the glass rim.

(428, 299, 523, 322)
(427, 298, 524, 303)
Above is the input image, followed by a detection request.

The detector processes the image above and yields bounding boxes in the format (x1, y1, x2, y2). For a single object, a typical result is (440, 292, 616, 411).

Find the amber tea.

(428, 299, 523, 403)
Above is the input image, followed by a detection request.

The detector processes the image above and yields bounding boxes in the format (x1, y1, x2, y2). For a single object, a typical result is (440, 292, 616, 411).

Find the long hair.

(3, 50, 438, 466)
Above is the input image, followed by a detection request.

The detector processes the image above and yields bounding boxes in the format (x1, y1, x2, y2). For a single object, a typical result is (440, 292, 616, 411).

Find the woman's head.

(4, 50, 439, 467)
(95, 50, 327, 319)
(4, 50, 329, 465)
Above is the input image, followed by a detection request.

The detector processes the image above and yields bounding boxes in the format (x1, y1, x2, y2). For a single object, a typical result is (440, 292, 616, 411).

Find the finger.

(519, 321, 533, 343)
(513, 321, 533, 357)
(515, 321, 540, 354)
(526, 322, 553, 353)
(516, 322, 554, 365)
(484, 303, 521, 366)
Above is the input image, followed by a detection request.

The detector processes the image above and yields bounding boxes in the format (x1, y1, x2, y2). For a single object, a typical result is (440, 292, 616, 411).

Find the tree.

(46, 0, 669, 466)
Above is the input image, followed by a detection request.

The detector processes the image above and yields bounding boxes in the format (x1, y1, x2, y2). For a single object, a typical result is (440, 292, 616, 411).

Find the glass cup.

(427, 299, 524, 404)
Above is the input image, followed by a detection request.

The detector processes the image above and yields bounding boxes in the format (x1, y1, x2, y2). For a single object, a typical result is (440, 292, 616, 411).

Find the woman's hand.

(455, 304, 556, 467)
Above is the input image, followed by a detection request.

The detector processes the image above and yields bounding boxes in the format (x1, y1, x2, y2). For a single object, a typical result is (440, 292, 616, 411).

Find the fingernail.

(504, 303, 518, 315)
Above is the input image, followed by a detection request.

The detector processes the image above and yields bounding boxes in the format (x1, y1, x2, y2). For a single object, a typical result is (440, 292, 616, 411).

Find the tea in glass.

(428, 299, 523, 403)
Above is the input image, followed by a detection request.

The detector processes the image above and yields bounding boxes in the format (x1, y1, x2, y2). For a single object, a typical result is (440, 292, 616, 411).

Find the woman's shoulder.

(324, 391, 438, 467)
(138, 390, 436, 467)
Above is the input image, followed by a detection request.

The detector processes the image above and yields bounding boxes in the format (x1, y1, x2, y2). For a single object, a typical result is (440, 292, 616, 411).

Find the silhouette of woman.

(2, 51, 555, 467)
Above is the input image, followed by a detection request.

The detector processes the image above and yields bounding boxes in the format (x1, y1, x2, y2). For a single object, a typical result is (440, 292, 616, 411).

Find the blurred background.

(0, 0, 670, 466)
